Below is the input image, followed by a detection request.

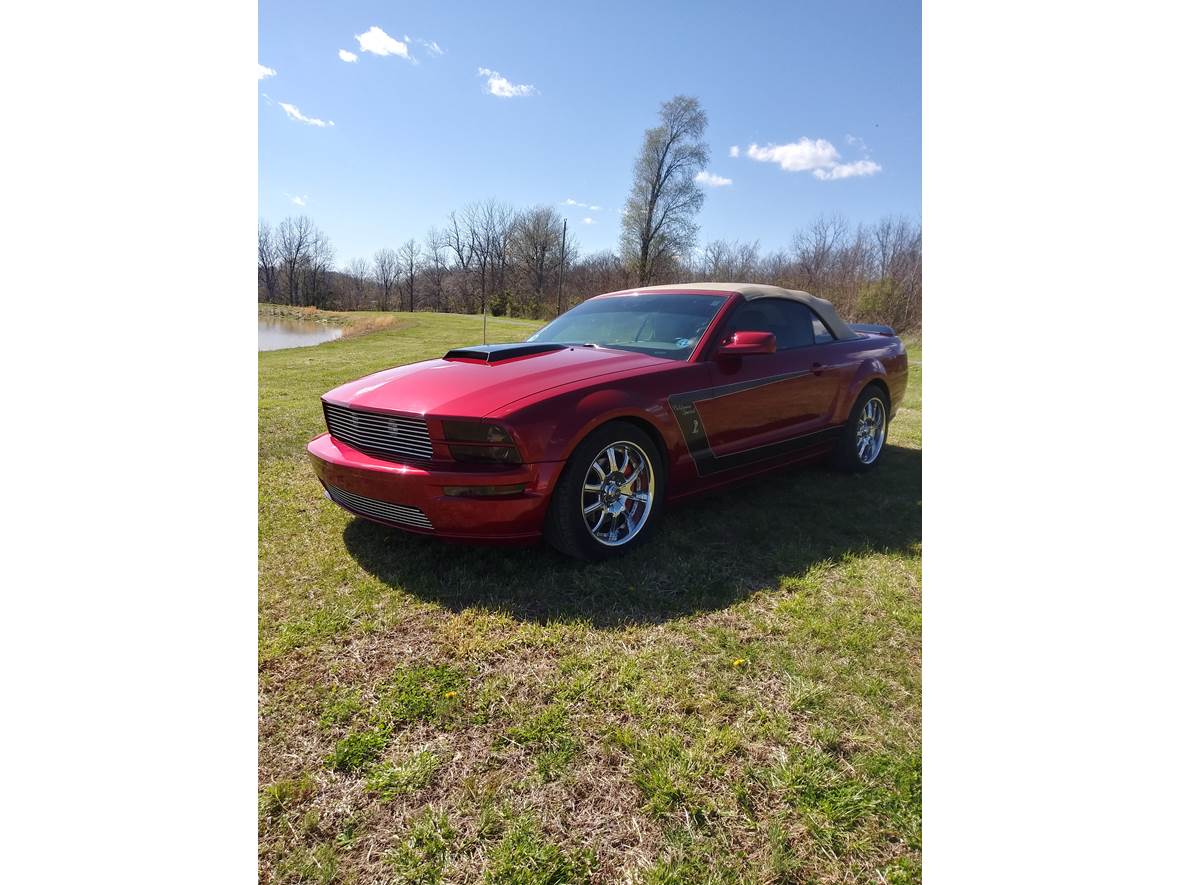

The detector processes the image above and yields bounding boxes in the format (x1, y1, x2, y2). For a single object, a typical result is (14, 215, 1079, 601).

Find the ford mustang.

(307, 283, 908, 559)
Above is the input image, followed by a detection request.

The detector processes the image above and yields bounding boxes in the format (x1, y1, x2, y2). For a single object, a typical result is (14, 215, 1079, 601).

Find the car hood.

(322, 344, 667, 417)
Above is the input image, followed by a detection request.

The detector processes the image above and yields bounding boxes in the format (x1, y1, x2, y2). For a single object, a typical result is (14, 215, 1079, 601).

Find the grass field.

(259, 311, 922, 884)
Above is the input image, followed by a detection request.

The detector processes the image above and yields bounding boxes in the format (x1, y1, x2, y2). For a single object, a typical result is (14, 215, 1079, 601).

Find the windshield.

(528, 294, 728, 361)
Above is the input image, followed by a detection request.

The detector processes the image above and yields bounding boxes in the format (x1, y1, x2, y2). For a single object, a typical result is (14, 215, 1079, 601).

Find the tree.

(277, 215, 314, 305)
(397, 238, 423, 312)
(424, 227, 449, 311)
(620, 96, 709, 285)
(303, 227, 335, 308)
(466, 200, 514, 317)
(444, 211, 474, 311)
(345, 257, 370, 310)
(510, 206, 565, 308)
(258, 220, 280, 303)
(373, 248, 400, 311)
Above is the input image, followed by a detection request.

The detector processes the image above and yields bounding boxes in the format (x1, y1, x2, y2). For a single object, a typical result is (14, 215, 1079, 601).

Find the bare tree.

(260, 203, 919, 329)
(277, 216, 314, 305)
(792, 214, 849, 294)
(620, 95, 709, 285)
(303, 227, 335, 308)
(424, 227, 449, 311)
(372, 248, 400, 311)
(345, 257, 370, 310)
(466, 200, 514, 318)
(258, 220, 280, 303)
(510, 206, 565, 308)
(397, 238, 423, 312)
(444, 211, 474, 311)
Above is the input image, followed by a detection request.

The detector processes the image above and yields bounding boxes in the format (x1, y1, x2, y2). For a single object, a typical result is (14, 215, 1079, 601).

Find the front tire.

(544, 421, 665, 560)
(832, 386, 890, 473)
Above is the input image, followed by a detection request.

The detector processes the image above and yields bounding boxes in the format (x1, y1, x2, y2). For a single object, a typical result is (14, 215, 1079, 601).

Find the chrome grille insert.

(323, 402, 434, 463)
(324, 483, 434, 530)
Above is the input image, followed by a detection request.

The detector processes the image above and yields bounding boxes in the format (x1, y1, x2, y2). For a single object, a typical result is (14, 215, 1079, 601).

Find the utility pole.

(556, 218, 567, 315)
(482, 288, 487, 344)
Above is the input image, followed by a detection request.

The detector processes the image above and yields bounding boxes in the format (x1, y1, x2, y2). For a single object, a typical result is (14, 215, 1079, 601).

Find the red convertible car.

(308, 283, 907, 559)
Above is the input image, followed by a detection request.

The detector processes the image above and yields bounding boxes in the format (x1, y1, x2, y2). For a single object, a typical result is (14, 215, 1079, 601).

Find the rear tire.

(831, 386, 890, 473)
(544, 421, 665, 561)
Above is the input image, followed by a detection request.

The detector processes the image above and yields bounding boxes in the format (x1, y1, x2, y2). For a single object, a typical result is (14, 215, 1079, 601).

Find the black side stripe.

(668, 373, 844, 477)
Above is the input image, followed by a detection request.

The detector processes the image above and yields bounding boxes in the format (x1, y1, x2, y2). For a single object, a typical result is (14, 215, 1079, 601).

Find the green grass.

(259, 312, 922, 883)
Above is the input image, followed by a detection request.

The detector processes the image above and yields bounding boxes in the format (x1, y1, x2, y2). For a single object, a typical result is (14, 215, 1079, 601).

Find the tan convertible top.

(612, 282, 858, 341)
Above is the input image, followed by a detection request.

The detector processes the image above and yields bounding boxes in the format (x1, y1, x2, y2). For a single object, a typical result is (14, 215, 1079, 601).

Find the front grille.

(323, 402, 434, 463)
(324, 483, 434, 530)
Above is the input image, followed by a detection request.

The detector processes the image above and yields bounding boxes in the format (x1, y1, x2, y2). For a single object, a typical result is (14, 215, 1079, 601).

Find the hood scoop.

(443, 342, 568, 363)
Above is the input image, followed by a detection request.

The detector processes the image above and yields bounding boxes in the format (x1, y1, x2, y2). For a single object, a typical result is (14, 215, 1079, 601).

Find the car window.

(528, 294, 728, 361)
(724, 299, 815, 350)
(812, 314, 834, 344)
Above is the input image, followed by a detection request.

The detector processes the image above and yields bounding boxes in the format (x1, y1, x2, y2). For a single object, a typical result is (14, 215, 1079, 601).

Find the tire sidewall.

(545, 421, 665, 560)
(835, 386, 890, 473)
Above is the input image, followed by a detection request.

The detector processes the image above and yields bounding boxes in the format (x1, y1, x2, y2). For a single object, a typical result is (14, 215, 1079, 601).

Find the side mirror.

(717, 330, 776, 356)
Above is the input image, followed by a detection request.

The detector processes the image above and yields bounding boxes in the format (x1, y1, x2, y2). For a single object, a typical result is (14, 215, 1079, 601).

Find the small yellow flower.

(732, 658, 748, 668)
(443, 690, 458, 699)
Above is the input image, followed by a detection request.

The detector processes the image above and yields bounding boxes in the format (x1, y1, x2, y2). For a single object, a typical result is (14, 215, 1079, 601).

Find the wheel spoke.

(580, 439, 656, 546)
(607, 516, 620, 542)
(622, 461, 646, 491)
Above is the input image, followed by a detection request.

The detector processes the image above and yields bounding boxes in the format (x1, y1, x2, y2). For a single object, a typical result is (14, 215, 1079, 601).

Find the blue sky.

(259, 0, 920, 265)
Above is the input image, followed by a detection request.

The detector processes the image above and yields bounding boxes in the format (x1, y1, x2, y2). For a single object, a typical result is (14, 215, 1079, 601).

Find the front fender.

(515, 387, 681, 463)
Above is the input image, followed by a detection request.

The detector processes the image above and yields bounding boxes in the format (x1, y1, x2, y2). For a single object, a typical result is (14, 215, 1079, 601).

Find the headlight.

(442, 421, 521, 464)
(442, 421, 513, 444)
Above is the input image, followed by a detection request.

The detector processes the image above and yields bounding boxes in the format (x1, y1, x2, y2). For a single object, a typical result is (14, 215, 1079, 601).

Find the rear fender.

(838, 360, 889, 422)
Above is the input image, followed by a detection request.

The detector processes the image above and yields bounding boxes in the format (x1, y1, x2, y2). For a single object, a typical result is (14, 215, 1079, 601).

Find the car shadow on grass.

(342, 445, 920, 628)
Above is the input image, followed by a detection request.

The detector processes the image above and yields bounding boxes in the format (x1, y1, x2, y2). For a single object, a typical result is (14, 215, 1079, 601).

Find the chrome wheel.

(581, 440, 655, 546)
(855, 397, 887, 464)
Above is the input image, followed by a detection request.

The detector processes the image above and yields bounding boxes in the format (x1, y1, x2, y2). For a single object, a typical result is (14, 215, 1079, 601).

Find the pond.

(258, 318, 344, 351)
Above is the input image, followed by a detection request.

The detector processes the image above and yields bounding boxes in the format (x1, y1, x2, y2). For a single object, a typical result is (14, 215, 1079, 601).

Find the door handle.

(810, 362, 824, 375)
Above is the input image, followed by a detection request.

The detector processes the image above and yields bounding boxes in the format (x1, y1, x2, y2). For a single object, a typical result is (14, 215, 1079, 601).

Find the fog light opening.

(443, 483, 527, 498)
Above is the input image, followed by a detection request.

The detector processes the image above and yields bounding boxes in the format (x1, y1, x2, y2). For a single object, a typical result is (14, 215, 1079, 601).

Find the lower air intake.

(324, 483, 434, 531)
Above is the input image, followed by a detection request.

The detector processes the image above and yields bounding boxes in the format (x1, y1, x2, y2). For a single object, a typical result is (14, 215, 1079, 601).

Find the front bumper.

(307, 432, 563, 541)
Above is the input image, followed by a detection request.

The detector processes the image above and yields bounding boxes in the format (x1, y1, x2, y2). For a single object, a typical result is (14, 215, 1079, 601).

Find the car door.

(694, 298, 842, 461)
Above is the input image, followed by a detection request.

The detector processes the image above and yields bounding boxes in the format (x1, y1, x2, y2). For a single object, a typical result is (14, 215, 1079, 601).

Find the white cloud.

(746, 137, 840, 171)
(258, 64, 276, 80)
(290, 194, 307, 206)
(279, 102, 334, 128)
(845, 133, 868, 152)
(582, 217, 595, 224)
(728, 145, 739, 158)
(695, 170, 733, 187)
(745, 136, 882, 180)
(338, 49, 358, 63)
(589, 205, 601, 211)
(356, 26, 410, 59)
(813, 160, 882, 180)
(413, 38, 444, 56)
(562, 198, 600, 210)
(477, 67, 537, 98)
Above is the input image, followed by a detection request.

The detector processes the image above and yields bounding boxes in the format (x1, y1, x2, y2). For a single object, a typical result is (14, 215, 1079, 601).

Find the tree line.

(258, 96, 921, 330)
